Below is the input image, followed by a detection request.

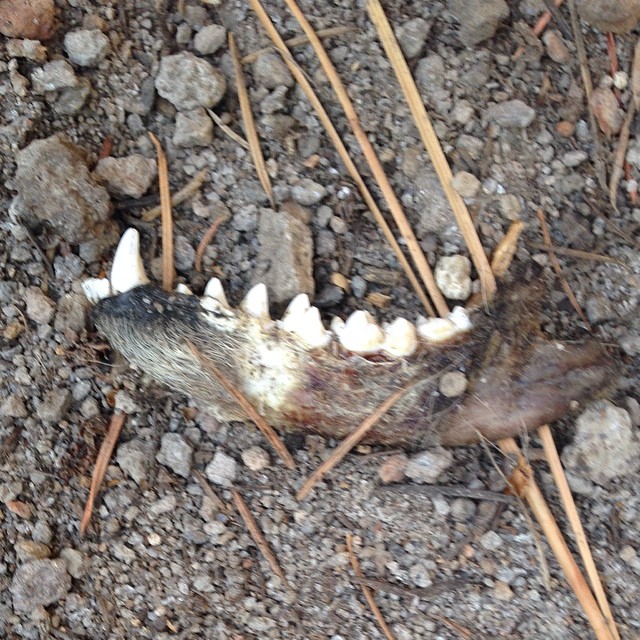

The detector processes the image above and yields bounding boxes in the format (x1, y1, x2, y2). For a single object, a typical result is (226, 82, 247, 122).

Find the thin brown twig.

(240, 26, 355, 64)
(280, 0, 449, 317)
(498, 437, 615, 640)
(491, 221, 525, 278)
(528, 242, 625, 267)
(228, 32, 274, 208)
(537, 208, 591, 329)
(538, 426, 620, 640)
(247, 0, 435, 317)
(513, 0, 565, 59)
(206, 108, 249, 149)
(193, 469, 226, 511)
(231, 488, 290, 589)
(367, 0, 496, 305)
(296, 385, 410, 501)
(80, 412, 127, 536)
(346, 533, 395, 640)
(141, 169, 208, 222)
(148, 131, 174, 291)
(186, 340, 295, 470)
(195, 214, 230, 272)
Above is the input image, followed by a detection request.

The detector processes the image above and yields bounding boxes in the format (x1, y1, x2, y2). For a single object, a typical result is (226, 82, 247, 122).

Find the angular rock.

(577, 0, 640, 32)
(396, 17, 430, 58)
(193, 24, 226, 55)
(0, 394, 28, 419)
(10, 559, 71, 612)
(591, 86, 624, 136)
(155, 52, 226, 110)
(94, 154, 157, 198)
(405, 448, 454, 484)
(64, 29, 110, 66)
(451, 171, 481, 198)
(54, 78, 91, 115)
(117, 439, 152, 484)
(205, 451, 237, 487)
(156, 433, 193, 478)
(252, 51, 294, 89)
(54, 293, 86, 333)
(15, 540, 51, 563)
(562, 401, 640, 484)
(486, 100, 535, 128)
(291, 178, 327, 206)
(24, 287, 55, 324)
(36, 388, 71, 423)
(6, 38, 47, 61)
(31, 60, 77, 92)
(0, 0, 55, 40)
(173, 107, 213, 147)
(12, 135, 115, 252)
(241, 446, 270, 471)
(256, 208, 314, 304)
(448, 0, 509, 46)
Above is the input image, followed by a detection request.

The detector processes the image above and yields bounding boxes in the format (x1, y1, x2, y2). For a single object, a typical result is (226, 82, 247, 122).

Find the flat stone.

(396, 17, 430, 58)
(486, 99, 535, 128)
(31, 60, 78, 92)
(156, 433, 193, 478)
(241, 446, 270, 471)
(252, 51, 294, 89)
(205, 450, 237, 487)
(405, 448, 454, 484)
(36, 388, 71, 423)
(24, 287, 55, 324)
(193, 24, 226, 55)
(451, 171, 481, 198)
(0, 394, 28, 418)
(577, 0, 640, 33)
(155, 52, 226, 110)
(173, 107, 213, 147)
(291, 178, 327, 206)
(256, 208, 314, 304)
(117, 439, 152, 484)
(94, 154, 157, 198)
(15, 540, 51, 563)
(54, 77, 91, 115)
(10, 559, 72, 612)
(64, 29, 110, 66)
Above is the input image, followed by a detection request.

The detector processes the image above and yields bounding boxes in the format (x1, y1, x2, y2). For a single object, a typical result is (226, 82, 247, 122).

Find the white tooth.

(382, 317, 417, 357)
(338, 310, 384, 354)
(200, 295, 235, 316)
(176, 283, 193, 295)
(282, 293, 310, 326)
(204, 278, 230, 308)
(449, 306, 472, 331)
(82, 277, 111, 303)
(416, 316, 460, 343)
(330, 316, 345, 334)
(295, 306, 332, 348)
(241, 283, 270, 320)
(110, 228, 149, 294)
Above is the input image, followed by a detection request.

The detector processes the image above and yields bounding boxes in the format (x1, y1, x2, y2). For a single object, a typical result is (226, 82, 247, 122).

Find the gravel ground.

(0, 1, 639, 638)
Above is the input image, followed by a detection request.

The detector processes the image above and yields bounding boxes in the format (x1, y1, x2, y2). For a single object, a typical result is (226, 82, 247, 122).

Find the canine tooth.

(241, 283, 270, 320)
(204, 278, 230, 308)
(297, 307, 332, 348)
(338, 310, 384, 354)
(176, 284, 193, 295)
(382, 318, 417, 357)
(282, 293, 310, 324)
(110, 228, 149, 294)
(82, 277, 111, 303)
(416, 316, 460, 343)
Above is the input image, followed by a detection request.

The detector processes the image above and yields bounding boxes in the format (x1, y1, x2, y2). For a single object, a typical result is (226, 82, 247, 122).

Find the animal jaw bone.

(83, 228, 616, 448)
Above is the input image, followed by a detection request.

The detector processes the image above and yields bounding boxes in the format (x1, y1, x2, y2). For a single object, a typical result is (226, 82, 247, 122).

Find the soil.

(0, 1, 639, 639)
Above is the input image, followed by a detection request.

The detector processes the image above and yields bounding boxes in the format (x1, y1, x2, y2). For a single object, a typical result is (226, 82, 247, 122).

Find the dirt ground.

(0, 0, 639, 638)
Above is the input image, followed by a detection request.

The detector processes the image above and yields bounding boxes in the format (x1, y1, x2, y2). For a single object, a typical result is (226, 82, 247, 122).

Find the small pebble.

(156, 433, 193, 478)
(451, 171, 481, 198)
(173, 107, 213, 147)
(378, 454, 408, 483)
(117, 439, 152, 484)
(556, 120, 575, 137)
(36, 388, 71, 423)
(64, 29, 110, 66)
(15, 540, 51, 563)
(493, 580, 514, 601)
(396, 17, 430, 58)
(439, 371, 468, 397)
(480, 530, 503, 551)
(542, 30, 570, 64)
(94, 154, 158, 198)
(435, 255, 472, 300)
(31, 60, 78, 92)
(590, 86, 624, 136)
(499, 194, 521, 220)
(486, 100, 535, 128)
(291, 178, 327, 206)
(0, 394, 28, 418)
(252, 51, 294, 89)
(405, 448, 453, 484)
(10, 559, 72, 612)
(449, 0, 509, 46)
(241, 446, 270, 471)
(59, 548, 86, 579)
(205, 450, 237, 487)
(24, 287, 55, 324)
(562, 150, 588, 168)
(193, 24, 226, 55)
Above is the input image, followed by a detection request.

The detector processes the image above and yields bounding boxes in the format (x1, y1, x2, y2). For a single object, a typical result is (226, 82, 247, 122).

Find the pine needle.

(80, 412, 126, 536)
(186, 340, 295, 470)
(367, 0, 496, 306)
(148, 131, 174, 291)
(228, 32, 274, 208)
(491, 221, 525, 279)
(247, 0, 435, 317)
(195, 213, 230, 273)
(296, 385, 409, 501)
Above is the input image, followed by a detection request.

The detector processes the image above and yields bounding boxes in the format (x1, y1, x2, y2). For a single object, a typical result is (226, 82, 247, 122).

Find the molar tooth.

(281, 293, 310, 326)
(110, 228, 149, 294)
(175, 283, 193, 295)
(204, 278, 230, 309)
(382, 317, 417, 357)
(338, 310, 385, 354)
(241, 283, 271, 320)
(416, 316, 460, 343)
(82, 277, 111, 303)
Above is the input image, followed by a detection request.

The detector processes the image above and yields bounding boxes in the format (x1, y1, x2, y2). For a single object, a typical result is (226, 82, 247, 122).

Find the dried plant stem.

(229, 32, 274, 207)
(206, 108, 249, 150)
(240, 26, 354, 64)
(80, 412, 126, 536)
(538, 425, 620, 640)
(346, 533, 396, 640)
(528, 242, 624, 266)
(280, 0, 448, 317)
(186, 341, 295, 470)
(296, 385, 409, 501)
(367, 0, 496, 305)
(247, 0, 435, 317)
(232, 488, 290, 589)
(498, 437, 615, 640)
(148, 131, 174, 291)
(491, 220, 525, 278)
(195, 213, 230, 272)
(141, 169, 207, 222)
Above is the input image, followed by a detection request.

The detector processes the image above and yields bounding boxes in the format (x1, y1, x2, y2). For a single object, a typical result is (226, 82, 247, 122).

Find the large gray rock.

(577, 0, 640, 32)
(10, 559, 72, 612)
(12, 135, 116, 253)
(448, 0, 509, 46)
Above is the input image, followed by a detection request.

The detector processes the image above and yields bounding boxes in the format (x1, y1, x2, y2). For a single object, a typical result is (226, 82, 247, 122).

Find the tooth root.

(204, 278, 230, 308)
(383, 317, 417, 357)
(82, 277, 112, 303)
(338, 310, 385, 354)
(176, 283, 193, 295)
(241, 283, 270, 320)
(110, 228, 149, 294)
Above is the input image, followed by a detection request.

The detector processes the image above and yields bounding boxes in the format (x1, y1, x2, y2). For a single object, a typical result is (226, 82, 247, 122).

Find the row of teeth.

(82, 229, 472, 357)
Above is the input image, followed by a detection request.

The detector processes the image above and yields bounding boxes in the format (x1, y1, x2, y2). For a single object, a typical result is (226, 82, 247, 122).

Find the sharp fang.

(176, 283, 193, 295)
(338, 310, 384, 354)
(241, 283, 270, 320)
(82, 277, 111, 303)
(382, 318, 417, 357)
(204, 278, 230, 309)
(110, 228, 149, 294)
(281, 293, 310, 326)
